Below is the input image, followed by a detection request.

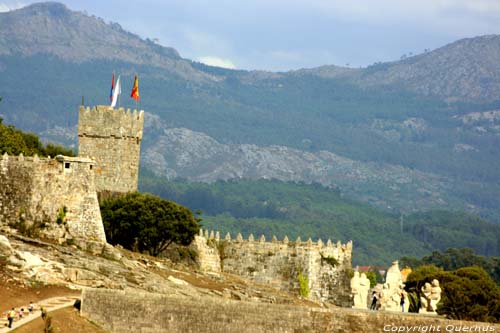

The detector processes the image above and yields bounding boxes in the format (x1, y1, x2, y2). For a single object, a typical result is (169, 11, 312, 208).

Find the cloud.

(309, 0, 500, 26)
(0, 1, 25, 12)
(197, 56, 236, 69)
(183, 28, 233, 54)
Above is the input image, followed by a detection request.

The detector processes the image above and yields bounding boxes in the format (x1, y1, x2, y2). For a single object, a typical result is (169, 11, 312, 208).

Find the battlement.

(193, 228, 353, 306)
(1, 152, 94, 166)
(198, 228, 352, 252)
(78, 105, 144, 139)
(0, 153, 105, 243)
(78, 105, 145, 193)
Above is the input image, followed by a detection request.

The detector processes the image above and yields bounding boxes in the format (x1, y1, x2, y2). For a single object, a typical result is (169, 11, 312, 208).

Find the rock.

(7, 254, 26, 268)
(85, 240, 105, 255)
(102, 243, 123, 261)
(0, 235, 14, 258)
(120, 256, 137, 270)
(63, 268, 108, 288)
(231, 290, 247, 301)
(17, 251, 45, 267)
(167, 275, 189, 286)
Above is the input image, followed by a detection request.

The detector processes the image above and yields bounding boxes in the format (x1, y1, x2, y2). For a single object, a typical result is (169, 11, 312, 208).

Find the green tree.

(405, 265, 500, 322)
(401, 248, 500, 285)
(0, 119, 75, 157)
(42, 143, 76, 157)
(100, 192, 200, 256)
(365, 271, 377, 288)
(438, 267, 500, 322)
(405, 265, 445, 312)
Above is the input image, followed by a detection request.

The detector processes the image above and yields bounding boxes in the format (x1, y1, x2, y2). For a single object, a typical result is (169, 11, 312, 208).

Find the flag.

(109, 73, 115, 103)
(130, 74, 140, 102)
(111, 75, 121, 108)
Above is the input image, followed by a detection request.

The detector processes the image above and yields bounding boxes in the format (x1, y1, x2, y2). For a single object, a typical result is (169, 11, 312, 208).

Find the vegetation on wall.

(298, 273, 310, 298)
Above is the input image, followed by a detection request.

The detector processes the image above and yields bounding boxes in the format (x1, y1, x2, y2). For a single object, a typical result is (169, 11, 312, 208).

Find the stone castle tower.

(78, 105, 144, 193)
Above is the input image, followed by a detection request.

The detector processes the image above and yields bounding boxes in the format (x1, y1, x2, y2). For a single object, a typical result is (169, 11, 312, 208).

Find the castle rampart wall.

(78, 105, 144, 193)
(192, 229, 353, 306)
(0, 153, 105, 242)
(81, 288, 500, 333)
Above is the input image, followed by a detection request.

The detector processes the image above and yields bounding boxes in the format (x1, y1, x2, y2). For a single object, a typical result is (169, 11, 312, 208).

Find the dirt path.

(0, 294, 80, 332)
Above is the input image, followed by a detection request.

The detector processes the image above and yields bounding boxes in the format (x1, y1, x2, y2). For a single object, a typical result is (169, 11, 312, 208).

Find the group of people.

(5, 301, 35, 328)
(351, 261, 412, 312)
(368, 291, 405, 312)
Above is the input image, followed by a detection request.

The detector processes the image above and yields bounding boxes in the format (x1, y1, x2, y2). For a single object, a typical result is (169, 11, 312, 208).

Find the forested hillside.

(140, 175, 500, 265)
(0, 3, 500, 228)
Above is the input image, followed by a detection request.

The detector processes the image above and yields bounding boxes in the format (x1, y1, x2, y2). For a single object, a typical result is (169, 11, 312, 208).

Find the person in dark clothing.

(370, 291, 378, 310)
(400, 292, 405, 312)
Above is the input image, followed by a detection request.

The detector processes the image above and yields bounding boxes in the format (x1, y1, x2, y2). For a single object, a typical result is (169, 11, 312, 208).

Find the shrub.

(298, 272, 310, 298)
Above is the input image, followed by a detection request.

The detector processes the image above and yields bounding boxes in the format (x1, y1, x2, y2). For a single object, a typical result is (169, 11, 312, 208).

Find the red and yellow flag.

(130, 74, 140, 102)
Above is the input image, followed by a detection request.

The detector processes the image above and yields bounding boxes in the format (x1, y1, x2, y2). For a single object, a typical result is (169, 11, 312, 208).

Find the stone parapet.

(81, 288, 500, 333)
(192, 229, 353, 306)
(0, 153, 105, 243)
(78, 105, 144, 139)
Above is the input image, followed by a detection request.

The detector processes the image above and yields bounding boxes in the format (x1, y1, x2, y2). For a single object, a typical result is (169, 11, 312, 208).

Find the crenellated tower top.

(78, 105, 145, 193)
(78, 105, 144, 140)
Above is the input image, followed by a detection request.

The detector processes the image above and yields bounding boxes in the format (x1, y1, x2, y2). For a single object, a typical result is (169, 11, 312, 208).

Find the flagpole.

(119, 76, 121, 108)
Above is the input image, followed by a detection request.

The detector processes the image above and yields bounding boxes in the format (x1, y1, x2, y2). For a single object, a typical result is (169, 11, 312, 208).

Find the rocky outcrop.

(142, 126, 452, 213)
(0, 234, 321, 306)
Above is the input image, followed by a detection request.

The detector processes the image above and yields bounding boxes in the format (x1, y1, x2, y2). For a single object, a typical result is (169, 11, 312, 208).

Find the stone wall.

(0, 153, 105, 243)
(81, 288, 500, 333)
(190, 235, 221, 273)
(78, 105, 144, 193)
(192, 229, 352, 306)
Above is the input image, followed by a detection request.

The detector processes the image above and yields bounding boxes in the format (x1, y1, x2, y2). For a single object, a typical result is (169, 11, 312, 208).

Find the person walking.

(400, 292, 405, 312)
(7, 308, 16, 328)
(370, 291, 378, 310)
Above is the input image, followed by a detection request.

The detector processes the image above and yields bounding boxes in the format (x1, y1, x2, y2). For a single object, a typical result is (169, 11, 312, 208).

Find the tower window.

(90, 165, 93, 170)
(65, 162, 70, 169)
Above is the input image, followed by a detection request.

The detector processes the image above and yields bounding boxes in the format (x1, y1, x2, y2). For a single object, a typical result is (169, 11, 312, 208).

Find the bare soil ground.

(12, 307, 108, 333)
(1, 236, 319, 332)
(0, 271, 80, 313)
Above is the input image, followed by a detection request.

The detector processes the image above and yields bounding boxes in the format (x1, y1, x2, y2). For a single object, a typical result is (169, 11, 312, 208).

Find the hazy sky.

(2, 0, 500, 71)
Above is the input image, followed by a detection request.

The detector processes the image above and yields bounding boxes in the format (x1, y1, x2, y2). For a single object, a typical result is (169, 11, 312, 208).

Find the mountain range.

(1, 2, 500, 226)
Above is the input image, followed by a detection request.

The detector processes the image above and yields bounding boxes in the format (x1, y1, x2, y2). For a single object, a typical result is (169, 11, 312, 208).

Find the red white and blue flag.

(110, 75, 121, 108)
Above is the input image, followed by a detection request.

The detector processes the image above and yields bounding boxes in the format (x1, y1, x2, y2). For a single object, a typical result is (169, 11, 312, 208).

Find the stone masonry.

(81, 288, 500, 333)
(0, 105, 144, 243)
(192, 229, 353, 306)
(78, 105, 144, 193)
(0, 153, 105, 242)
